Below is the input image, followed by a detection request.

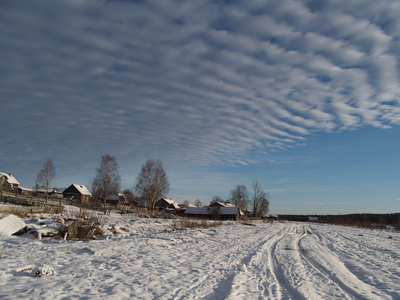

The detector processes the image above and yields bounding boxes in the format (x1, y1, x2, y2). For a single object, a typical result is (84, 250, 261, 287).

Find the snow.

(0, 207, 399, 299)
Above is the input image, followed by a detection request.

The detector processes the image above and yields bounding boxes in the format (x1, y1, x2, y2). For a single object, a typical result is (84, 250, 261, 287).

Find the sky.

(1, 0, 400, 215)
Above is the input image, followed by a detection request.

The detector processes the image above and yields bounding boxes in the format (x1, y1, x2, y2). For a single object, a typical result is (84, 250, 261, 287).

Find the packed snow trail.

(0, 212, 399, 299)
(223, 223, 392, 300)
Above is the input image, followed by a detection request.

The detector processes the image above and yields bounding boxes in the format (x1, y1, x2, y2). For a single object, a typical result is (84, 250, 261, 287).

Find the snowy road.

(0, 214, 399, 299)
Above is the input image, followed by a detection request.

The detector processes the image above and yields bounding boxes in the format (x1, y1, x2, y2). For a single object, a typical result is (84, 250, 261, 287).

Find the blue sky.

(1, 0, 400, 214)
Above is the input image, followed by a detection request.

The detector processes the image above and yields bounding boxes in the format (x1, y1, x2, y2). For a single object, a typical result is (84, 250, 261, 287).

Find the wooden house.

(155, 197, 180, 211)
(63, 184, 92, 203)
(0, 172, 20, 191)
(185, 205, 242, 220)
(105, 193, 125, 205)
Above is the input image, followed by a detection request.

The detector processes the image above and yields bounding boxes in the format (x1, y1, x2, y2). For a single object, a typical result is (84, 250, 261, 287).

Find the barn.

(63, 184, 92, 203)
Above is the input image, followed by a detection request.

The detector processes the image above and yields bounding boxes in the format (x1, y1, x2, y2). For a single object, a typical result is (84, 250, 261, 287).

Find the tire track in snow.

(298, 227, 389, 300)
(226, 224, 307, 299)
(249, 225, 294, 299)
(266, 224, 344, 300)
(308, 227, 399, 299)
(170, 224, 284, 300)
(266, 225, 307, 300)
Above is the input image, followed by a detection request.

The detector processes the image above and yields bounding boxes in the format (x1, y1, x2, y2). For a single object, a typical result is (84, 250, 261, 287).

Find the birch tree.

(135, 159, 169, 210)
(92, 154, 121, 207)
(36, 159, 56, 202)
(230, 184, 250, 210)
(252, 180, 270, 217)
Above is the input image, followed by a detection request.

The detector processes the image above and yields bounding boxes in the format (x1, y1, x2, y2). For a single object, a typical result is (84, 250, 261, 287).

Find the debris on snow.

(30, 265, 55, 277)
(241, 222, 256, 227)
(239, 264, 248, 272)
(15, 265, 55, 277)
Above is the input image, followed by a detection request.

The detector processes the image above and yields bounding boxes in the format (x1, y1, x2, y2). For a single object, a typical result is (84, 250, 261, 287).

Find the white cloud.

(1, 0, 400, 182)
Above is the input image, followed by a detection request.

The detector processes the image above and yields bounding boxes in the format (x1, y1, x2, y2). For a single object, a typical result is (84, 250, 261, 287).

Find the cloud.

(1, 0, 400, 184)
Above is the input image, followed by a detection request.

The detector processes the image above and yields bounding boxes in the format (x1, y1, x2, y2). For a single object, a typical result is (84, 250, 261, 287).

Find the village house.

(0, 172, 20, 191)
(63, 184, 92, 203)
(105, 193, 125, 206)
(35, 188, 64, 198)
(155, 197, 180, 211)
(137, 197, 180, 210)
(209, 201, 237, 208)
(185, 204, 243, 220)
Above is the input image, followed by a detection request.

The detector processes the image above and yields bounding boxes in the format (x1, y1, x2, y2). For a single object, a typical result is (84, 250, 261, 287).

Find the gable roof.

(158, 197, 180, 210)
(106, 194, 124, 201)
(64, 184, 92, 196)
(0, 172, 20, 186)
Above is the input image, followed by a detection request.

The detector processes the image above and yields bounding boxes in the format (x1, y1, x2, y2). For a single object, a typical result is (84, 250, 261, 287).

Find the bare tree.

(194, 198, 202, 208)
(252, 180, 270, 218)
(135, 159, 169, 210)
(92, 154, 121, 208)
(36, 159, 56, 202)
(183, 199, 190, 207)
(230, 184, 250, 211)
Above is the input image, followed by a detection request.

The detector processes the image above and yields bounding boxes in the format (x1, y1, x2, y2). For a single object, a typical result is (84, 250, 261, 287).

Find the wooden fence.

(0, 191, 64, 214)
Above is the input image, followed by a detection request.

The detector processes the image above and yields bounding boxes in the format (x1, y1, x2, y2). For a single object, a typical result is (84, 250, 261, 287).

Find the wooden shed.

(63, 184, 92, 203)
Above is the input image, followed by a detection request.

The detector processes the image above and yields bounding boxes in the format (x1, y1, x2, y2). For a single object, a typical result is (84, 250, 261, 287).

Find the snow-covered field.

(0, 206, 399, 299)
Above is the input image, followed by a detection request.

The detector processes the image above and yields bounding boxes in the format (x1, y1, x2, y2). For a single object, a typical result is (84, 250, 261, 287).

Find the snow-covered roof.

(185, 206, 239, 215)
(15, 187, 32, 192)
(0, 172, 20, 186)
(71, 184, 92, 196)
(158, 197, 180, 209)
(0, 214, 26, 236)
(212, 202, 236, 207)
(36, 188, 63, 194)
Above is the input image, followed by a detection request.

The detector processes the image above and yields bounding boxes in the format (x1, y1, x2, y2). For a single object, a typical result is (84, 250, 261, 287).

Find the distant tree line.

(319, 213, 400, 229)
(279, 213, 400, 229)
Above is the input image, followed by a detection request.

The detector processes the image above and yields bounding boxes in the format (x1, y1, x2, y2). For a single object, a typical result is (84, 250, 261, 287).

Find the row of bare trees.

(211, 180, 270, 217)
(91, 154, 169, 210)
(34, 155, 169, 210)
(34, 155, 269, 216)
